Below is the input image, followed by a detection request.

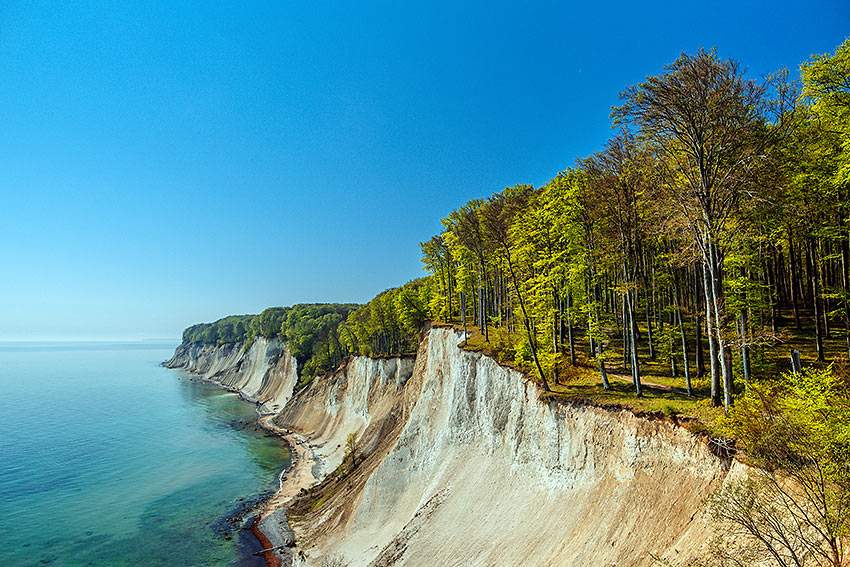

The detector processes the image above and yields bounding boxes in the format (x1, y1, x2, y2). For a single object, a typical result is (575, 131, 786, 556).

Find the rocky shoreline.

(167, 369, 322, 567)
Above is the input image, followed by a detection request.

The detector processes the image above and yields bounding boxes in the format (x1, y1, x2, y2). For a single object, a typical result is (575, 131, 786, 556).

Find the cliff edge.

(165, 327, 739, 567)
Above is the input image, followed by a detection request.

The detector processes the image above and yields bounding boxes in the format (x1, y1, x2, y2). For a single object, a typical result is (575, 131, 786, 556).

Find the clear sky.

(1, 1, 847, 340)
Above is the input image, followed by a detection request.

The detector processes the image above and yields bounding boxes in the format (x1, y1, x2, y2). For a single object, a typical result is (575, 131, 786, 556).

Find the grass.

(443, 312, 850, 435)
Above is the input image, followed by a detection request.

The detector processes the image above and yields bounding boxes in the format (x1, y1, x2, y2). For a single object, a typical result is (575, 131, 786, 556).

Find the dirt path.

(603, 365, 689, 394)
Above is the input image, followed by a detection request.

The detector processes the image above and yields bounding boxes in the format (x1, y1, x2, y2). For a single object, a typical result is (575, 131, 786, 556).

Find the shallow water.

(0, 341, 291, 567)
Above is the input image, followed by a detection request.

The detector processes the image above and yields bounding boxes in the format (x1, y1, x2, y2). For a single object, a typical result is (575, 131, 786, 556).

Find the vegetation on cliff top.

(178, 40, 850, 564)
(419, 42, 850, 418)
(180, 280, 433, 384)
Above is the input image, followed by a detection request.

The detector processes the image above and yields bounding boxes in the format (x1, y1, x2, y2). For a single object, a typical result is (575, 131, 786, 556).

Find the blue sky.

(1, 1, 847, 340)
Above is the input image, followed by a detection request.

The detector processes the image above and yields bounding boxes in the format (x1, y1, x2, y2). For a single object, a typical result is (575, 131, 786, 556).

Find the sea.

(0, 340, 291, 567)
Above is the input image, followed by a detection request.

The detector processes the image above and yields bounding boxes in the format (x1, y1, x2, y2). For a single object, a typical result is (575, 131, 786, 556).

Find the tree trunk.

(567, 289, 576, 366)
(841, 235, 850, 361)
(594, 282, 611, 390)
(597, 321, 610, 390)
(703, 261, 722, 407)
(789, 230, 802, 330)
(739, 312, 751, 384)
(505, 253, 550, 391)
(626, 290, 642, 396)
(808, 238, 826, 362)
(622, 291, 630, 371)
(820, 239, 830, 339)
(707, 242, 734, 412)
(674, 276, 692, 396)
(645, 287, 655, 359)
(479, 258, 489, 342)
(461, 291, 468, 346)
(694, 266, 705, 378)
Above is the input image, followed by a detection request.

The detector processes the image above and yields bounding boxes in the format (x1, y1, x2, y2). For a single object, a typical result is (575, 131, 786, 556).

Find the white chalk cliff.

(164, 337, 298, 412)
(166, 326, 740, 566)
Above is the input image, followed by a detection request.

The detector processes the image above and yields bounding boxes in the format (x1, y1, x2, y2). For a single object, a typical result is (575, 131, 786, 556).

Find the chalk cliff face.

(166, 327, 737, 567)
(276, 354, 417, 477)
(278, 328, 735, 567)
(164, 337, 298, 412)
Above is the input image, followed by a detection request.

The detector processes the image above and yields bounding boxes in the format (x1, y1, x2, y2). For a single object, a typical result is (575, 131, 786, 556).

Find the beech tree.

(613, 49, 772, 411)
(480, 186, 552, 391)
(584, 132, 652, 396)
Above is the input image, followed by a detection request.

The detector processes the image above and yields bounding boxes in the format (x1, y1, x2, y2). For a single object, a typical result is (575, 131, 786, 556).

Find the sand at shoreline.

(252, 411, 322, 566)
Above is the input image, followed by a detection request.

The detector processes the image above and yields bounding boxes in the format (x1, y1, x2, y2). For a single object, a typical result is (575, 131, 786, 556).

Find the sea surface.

(0, 341, 291, 567)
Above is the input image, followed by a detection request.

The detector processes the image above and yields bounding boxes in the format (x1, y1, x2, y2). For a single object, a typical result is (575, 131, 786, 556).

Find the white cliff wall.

(164, 337, 298, 412)
(276, 355, 417, 477)
(293, 328, 733, 567)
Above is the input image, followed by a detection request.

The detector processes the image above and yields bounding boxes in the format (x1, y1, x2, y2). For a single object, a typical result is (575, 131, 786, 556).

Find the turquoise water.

(0, 341, 291, 567)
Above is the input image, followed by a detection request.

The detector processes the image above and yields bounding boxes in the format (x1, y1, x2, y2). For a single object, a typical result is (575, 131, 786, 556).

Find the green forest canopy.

(181, 279, 433, 383)
(182, 39, 850, 404)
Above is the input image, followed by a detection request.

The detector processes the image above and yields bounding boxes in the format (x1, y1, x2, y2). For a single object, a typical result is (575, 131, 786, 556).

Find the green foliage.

(336, 278, 433, 359)
(182, 314, 254, 345)
(724, 367, 850, 479)
(709, 366, 850, 567)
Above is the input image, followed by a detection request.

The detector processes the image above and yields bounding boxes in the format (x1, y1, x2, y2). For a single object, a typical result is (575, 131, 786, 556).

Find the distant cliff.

(164, 337, 298, 413)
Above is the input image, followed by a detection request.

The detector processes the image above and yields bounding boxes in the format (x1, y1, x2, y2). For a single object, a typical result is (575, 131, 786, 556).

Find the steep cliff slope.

(164, 337, 298, 412)
(165, 328, 737, 567)
(276, 354, 418, 476)
(277, 328, 735, 567)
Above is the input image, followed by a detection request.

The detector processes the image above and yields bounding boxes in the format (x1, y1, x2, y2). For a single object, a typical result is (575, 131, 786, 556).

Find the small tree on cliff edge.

(344, 432, 360, 469)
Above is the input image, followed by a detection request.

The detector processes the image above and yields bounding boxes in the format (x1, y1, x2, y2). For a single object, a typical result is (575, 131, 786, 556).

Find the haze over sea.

(0, 340, 291, 567)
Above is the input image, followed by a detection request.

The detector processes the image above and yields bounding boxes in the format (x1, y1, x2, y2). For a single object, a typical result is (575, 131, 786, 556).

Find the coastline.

(169, 369, 321, 567)
(251, 410, 321, 567)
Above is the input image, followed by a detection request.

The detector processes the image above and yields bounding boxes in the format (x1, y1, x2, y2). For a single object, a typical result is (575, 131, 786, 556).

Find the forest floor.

(450, 312, 850, 432)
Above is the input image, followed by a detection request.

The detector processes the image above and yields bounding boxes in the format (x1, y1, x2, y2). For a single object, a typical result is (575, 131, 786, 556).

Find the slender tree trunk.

(626, 289, 642, 396)
(595, 308, 610, 391)
(809, 238, 826, 362)
(461, 291, 468, 346)
(674, 276, 692, 396)
(703, 260, 722, 407)
(739, 312, 751, 384)
(622, 291, 630, 371)
(694, 266, 705, 378)
(789, 231, 802, 330)
(479, 258, 489, 342)
(841, 235, 850, 361)
(708, 242, 734, 412)
(766, 252, 779, 333)
(557, 291, 563, 352)
(820, 239, 830, 339)
(504, 253, 550, 391)
(567, 289, 576, 366)
(587, 278, 595, 359)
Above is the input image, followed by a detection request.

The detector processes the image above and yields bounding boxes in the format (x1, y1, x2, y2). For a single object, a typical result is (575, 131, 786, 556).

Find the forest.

(186, 41, 850, 410)
(417, 42, 850, 416)
(180, 41, 850, 564)
(180, 288, 430, 384)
